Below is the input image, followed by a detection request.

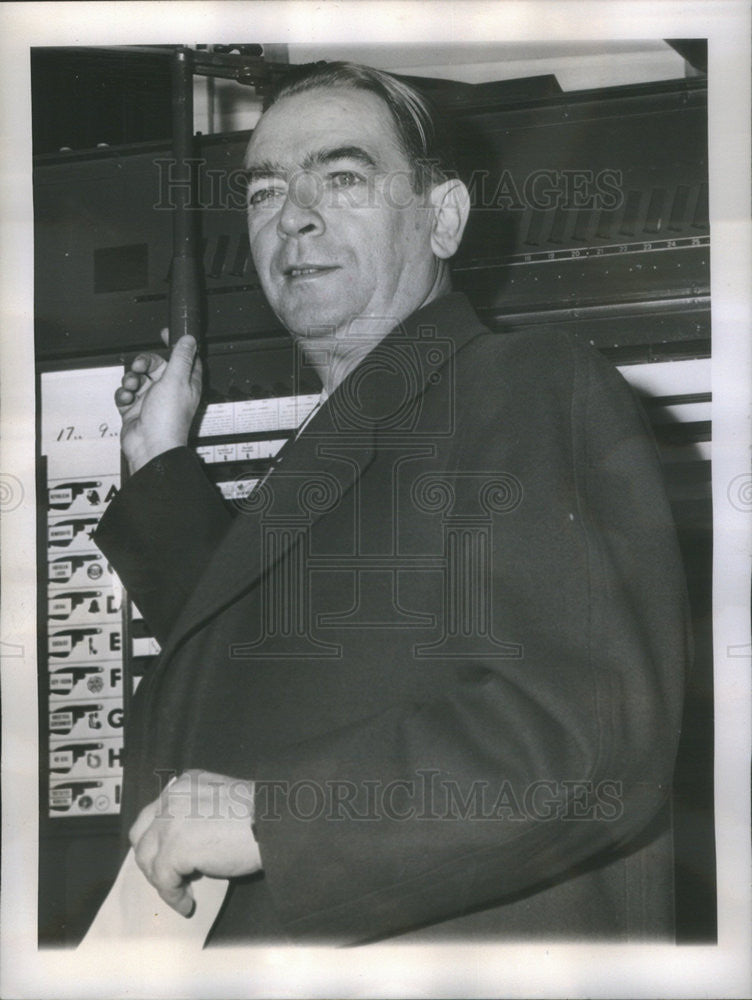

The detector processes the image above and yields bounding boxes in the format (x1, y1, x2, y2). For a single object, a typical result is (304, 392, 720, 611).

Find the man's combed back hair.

(265, 61, 457, 193)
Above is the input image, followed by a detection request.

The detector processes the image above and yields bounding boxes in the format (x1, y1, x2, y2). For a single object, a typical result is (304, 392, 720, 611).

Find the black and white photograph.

(1, 2, 750, 997)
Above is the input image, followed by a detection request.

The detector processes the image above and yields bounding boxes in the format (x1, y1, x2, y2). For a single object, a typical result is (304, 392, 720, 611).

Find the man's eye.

(248, 186, 284, 208)
(329, 171, 364, 189)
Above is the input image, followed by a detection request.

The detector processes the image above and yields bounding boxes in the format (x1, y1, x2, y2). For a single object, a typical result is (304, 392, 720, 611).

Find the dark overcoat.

(95, 293, 690, 944)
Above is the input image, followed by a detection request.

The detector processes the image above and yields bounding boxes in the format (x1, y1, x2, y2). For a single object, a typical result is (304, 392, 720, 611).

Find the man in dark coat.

(95, 62, 690, 944)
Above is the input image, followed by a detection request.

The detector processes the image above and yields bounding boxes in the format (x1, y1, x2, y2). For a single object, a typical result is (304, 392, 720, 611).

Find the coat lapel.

(156, 399, 374, 663)
(157, 293, 488, 663)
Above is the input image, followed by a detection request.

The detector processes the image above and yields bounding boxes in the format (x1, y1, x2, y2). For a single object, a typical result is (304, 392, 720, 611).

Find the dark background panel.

(34, 78, 709, 361)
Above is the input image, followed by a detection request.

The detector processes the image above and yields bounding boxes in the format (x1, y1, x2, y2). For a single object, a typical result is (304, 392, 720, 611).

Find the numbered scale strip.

(52, 421, 120, 444)
(464, 235, 710, 269)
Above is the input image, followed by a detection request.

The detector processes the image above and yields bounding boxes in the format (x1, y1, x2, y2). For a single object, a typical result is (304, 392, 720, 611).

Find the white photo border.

(1, 2, 750, 997)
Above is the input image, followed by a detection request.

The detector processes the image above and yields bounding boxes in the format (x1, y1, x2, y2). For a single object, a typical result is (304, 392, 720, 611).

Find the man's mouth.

(284, 265, 339, 279)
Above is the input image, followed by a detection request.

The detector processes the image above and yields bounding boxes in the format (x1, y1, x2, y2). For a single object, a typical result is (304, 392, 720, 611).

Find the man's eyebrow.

(243, 146, 379, 182)
(303, 146, 379, 171)
(243, 160, 286, 182)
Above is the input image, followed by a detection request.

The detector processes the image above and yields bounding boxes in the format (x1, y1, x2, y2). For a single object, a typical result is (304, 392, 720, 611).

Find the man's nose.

(277, 171, 325, 238)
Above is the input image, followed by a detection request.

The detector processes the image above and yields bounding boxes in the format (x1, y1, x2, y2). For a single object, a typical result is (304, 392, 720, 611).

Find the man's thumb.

(166, 334, 198, 379)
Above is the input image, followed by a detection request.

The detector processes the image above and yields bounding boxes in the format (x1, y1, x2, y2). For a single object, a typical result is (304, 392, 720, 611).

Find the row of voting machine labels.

(42, 391, 317, 817)
(46, 474, 125, 817)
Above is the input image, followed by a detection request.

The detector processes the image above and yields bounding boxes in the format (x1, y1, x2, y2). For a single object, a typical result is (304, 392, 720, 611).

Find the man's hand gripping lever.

(115, 330, 203, 475)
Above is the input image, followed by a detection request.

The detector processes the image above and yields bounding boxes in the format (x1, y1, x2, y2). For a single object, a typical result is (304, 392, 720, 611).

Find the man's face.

(244, 86, 438, 339)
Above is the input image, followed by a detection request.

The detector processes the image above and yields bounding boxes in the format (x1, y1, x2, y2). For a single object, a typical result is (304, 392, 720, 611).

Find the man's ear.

(429, 179, 471, 260)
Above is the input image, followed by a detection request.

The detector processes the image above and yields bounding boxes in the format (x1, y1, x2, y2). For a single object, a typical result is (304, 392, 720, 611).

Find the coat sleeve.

(94, 446, 233, 644)
(250, 334, 691, 942)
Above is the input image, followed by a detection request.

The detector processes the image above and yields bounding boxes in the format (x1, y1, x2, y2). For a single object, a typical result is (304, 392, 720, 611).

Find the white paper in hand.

(78, 848, 229, 949)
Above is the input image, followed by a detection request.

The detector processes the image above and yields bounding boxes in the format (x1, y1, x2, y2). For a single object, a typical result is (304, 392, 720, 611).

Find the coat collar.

(157, 292, 487, 661)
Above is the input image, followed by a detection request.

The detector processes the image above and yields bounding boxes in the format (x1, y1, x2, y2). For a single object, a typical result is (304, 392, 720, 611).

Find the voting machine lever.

(168, 46, 203, 347)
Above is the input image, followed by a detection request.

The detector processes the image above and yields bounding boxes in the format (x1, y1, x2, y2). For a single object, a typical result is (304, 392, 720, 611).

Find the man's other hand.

(129, 770, 262, 917)
(115, 331, 202, 475)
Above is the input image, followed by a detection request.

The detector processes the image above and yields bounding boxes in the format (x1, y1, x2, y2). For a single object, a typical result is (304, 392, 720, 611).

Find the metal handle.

(169, 47, 203, 345)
